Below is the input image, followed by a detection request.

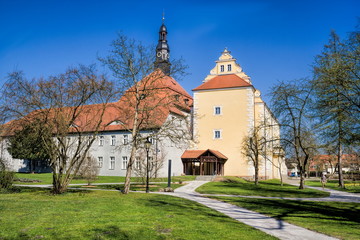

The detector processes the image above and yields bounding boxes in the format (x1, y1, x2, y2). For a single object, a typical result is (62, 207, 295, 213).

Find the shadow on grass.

(90, 225, 131, 239)
(0, 186, 93, 196)
(143, 197, 231, 220)
(218, 197, 360, 224)
(198, 178, 329, 198)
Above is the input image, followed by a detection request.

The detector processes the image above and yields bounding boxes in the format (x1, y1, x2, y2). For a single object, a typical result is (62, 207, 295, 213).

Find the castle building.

(185, 49, 285, 178)
(2, 20, 286, 179)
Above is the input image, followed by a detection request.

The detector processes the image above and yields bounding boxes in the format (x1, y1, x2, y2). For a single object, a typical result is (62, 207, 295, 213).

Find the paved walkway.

(282, 178, 360, 203)
(15, 180, 359, 239)
(164, 181, 339, 240)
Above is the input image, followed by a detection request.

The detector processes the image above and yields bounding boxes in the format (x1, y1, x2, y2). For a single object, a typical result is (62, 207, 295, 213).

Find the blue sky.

(0, 0, 359, 103)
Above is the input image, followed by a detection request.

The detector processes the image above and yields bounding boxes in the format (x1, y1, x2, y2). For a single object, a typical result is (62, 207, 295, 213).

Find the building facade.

(2, 22, 286, 179)
(189, 49, 285, 178)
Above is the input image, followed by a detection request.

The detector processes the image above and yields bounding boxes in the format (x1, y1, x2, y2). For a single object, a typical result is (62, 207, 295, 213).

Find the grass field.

(305, 179, 360, 193)
(70, 183, 184, 192)
(14, 173, 196, 185)
(211, 196, 360, 240)
(196, 177, 330, 198)
(0, 188, 276, 240)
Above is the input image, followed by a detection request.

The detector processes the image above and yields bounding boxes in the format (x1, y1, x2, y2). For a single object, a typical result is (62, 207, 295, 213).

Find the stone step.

(195, 175, 216, 181)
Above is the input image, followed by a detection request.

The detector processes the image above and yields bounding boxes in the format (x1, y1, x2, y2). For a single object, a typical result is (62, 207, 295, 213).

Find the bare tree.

(99, 34, 190, 194)
(133, 144, 167, 183)
(1, 65, 116, 194)
(270, 79, 316, 189)
(271, 146, 286, 186)
(242, 125, 266, 185)
(77, 154, 100, 185)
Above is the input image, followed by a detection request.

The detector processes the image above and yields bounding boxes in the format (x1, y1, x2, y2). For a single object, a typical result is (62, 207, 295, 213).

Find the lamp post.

(145, 137, 152, 193)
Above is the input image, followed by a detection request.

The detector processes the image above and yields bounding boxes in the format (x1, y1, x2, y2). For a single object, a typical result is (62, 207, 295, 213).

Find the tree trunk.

(338, 143, 345, 188)
(51, 166, 68, 194)
(123, 145, 137, 194)
(299, 166, 305, 189)
(254, 164, 259, 185)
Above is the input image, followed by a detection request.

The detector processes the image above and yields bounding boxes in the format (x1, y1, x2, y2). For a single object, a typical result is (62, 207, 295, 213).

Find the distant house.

(308, 154, 359, 176)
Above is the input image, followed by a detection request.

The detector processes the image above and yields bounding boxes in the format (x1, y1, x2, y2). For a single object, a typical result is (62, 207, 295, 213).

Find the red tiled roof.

(192, 74, 252, 91)
(181, 149, 228, 160)
(2, 70, 193, 136)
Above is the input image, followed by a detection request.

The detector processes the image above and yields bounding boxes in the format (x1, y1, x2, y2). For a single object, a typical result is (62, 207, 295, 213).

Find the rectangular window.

(214, 130, 221, 139)
(99, 136, 104, 146)
(220, 65, 224, 72)
(227, 64, 232, 71)
(109, 157, 115, 170)
(111, 135, 116, 146)
(135, 157, 141, 170)
(98, 157, 103, 168)
(122, 156, 128, 170)
(123, 135, 128, 145)
(214, 106, 221, 115)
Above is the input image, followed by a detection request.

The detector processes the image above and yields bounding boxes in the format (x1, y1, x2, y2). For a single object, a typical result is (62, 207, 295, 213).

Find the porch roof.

(181, 149, 228, 160)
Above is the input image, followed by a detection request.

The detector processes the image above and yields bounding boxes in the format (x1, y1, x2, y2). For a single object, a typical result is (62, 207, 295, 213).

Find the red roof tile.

(193, 74, 252, 91)
(2, 71, 193, 136)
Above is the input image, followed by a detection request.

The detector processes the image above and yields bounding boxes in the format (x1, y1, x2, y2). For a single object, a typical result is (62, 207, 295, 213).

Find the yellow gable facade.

(191, 49, 285, 179)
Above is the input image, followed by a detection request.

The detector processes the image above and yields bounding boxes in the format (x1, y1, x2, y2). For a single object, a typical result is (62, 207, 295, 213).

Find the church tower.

(154, 18, 171, 75)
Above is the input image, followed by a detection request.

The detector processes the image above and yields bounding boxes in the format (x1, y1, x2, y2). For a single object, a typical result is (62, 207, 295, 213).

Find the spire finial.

(162, 10, 165, 23)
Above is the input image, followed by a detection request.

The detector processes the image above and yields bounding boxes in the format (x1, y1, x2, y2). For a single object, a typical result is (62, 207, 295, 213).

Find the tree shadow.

(90, 225, 131, 239)
(223, 197, 360, 224)
(141, 196, 233, 221)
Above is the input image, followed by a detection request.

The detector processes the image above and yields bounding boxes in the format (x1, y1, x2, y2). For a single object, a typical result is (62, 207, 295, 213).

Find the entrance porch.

(181, 149, 227, 176)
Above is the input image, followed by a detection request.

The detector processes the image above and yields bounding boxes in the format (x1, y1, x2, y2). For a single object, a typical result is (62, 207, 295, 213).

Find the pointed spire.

(154, 14, 171, 75)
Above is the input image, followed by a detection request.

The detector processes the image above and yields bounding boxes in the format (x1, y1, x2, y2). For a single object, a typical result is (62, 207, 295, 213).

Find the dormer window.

(174, 94, 179, 101)
(184, 99, 189, 105)
(109, 120, 122, 125)
(220, 65, 224, 72)
(227, 64, 232, 71)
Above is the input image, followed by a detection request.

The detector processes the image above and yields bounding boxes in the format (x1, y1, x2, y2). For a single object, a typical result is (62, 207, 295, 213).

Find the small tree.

(242, 125, 265, 185)
(133, 144, 167, 183)
(267, 146, 286, 186)
(270, 79, 316, 189)
(77, 155, 99, 185)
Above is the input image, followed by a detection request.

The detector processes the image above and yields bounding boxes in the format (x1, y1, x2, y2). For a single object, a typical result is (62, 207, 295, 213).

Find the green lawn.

(70, 183, 184, 192)
(14, 173, 195, 185)
(211, 196, 360, 240)
(196, 177, 330, 198)
(305, 179, 360, 193)
(0, 188, 276, 240)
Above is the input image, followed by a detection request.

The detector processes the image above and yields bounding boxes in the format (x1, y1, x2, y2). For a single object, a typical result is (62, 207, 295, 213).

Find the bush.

(0, 163, 14, 190)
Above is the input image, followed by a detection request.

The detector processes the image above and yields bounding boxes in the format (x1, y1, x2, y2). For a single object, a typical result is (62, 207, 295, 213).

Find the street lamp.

(145, 137, 152, 193)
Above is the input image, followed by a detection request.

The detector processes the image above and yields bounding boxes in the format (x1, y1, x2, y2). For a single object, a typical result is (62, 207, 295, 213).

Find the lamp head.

(145, 137, 152, 149)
